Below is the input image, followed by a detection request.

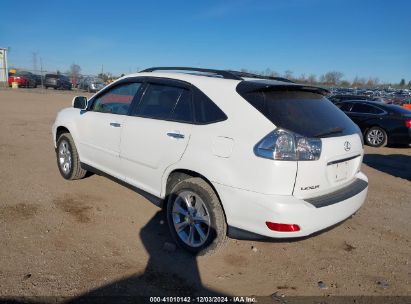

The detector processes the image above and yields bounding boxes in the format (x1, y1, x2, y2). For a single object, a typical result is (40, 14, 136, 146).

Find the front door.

(77, 82, 142, 179)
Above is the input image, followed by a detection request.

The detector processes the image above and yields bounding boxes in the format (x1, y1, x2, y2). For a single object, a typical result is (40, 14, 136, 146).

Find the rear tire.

(56, 133, 87, 180)
(365, 127, 387, 147)
(166, 177, 227, 255)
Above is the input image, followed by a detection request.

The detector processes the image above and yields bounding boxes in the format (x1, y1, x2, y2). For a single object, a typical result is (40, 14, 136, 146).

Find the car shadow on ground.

(64, 211, 225, 303)
(363, 154, 411, 181)
(1, 212, 226, 304)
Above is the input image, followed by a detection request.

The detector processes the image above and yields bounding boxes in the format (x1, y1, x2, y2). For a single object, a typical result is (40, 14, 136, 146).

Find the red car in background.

(8, 71, 37, 88)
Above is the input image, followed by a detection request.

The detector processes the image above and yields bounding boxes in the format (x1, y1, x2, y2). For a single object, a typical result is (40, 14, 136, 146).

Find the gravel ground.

(0, 88, 410, 301)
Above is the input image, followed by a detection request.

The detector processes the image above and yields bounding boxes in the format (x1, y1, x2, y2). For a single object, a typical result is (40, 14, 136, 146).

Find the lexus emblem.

(344, 141, 351, 151)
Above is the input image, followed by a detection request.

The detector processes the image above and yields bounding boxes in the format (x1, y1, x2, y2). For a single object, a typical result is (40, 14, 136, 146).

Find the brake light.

(266, 222, 300, 232)
(254, 129, 322, 161)
(406, 120, 411, 128)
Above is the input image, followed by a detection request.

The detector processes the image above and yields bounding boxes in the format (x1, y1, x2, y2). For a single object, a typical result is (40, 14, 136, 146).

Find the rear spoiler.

(237, 81, 330, 96)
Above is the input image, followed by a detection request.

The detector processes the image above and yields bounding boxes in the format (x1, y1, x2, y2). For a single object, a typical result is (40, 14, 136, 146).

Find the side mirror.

(72, 96, 88, 110)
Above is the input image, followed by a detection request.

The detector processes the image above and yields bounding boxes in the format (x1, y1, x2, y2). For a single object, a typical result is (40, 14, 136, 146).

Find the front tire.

(56, 133, 87, 180)
(166, 177, 227, 255)
(365, 127, 387, 147)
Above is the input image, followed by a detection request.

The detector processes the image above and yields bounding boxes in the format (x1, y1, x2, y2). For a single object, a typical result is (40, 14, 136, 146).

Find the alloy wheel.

(172, 190, 211, 248)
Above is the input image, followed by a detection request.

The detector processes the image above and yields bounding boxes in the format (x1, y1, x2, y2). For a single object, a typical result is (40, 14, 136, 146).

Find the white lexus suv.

(52, 67, 368, 254)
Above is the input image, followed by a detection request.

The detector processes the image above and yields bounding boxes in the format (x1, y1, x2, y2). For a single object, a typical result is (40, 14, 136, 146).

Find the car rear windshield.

(46, 74, 59, 78)
(238, 88, 359, 138)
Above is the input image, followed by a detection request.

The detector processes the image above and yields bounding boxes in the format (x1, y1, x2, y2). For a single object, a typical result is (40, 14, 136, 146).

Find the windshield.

(239, 89, 359, 138)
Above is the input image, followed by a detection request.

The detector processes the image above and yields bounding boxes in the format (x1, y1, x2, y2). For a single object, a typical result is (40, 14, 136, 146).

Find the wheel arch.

(56, 126, 70, 140)
(162, 169, 227, 221)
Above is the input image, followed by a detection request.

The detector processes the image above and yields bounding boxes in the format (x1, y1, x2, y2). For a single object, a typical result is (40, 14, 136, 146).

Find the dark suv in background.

(44, 74, 72, 90)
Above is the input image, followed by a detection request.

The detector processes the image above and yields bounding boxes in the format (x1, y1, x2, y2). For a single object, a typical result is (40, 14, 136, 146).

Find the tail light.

(254, 129, 322, 161)
(266, 222, 300, 232)
(406, 120, 411, 128)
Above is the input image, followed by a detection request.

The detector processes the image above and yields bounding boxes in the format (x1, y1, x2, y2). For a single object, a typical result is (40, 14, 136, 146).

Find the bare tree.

(284, 70, 293, 80)
(68, 63, 81, 87)
(399, 79, 406, 87)
(297, 73, 306, 83)
(323, 71, 344, 85)
(307, 74, 317, 84)
(352, 76, 366, 88)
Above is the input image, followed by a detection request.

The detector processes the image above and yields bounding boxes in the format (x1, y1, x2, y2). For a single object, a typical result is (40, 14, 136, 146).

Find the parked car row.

(329, 87, 411, 109)
(8, 71, 108, 92)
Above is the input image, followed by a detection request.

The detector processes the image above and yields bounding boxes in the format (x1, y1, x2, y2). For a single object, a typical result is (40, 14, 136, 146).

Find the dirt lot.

(0, 88, 410, 300)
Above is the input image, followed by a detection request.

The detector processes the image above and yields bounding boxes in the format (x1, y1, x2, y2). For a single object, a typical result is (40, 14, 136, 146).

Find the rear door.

(76, 81, 142, 179)
(119, 79, 194, 196)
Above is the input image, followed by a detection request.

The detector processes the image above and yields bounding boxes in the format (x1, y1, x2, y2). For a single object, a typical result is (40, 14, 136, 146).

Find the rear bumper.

(214, 172, 368, 238)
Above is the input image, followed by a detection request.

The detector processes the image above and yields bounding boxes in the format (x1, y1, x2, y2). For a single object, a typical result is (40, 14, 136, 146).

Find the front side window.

(91, 82, 141, 115)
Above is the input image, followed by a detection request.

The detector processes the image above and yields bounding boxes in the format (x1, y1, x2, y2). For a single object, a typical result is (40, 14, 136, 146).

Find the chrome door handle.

(167, 132, 185, 139)
(110, 122, 121, 127)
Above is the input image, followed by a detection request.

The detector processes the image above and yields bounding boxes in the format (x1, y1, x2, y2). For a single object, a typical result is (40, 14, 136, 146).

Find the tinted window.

(136, 84, 183, 119)
(91, 82, 141, 115)
(193, 89, 227, 124)
(240, 89, 358, 138)
(352, 103, 383, 114)
(336, 102, 353, 112)
(170, 89, 193, 123)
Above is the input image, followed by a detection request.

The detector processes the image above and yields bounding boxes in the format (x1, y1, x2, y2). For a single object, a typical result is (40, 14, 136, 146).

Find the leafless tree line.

(241, 68, 411, 89)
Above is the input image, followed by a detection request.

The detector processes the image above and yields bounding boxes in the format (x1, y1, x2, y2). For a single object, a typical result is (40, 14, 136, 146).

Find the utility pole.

(40, 57, 44, 88)
(32, 52, 38, 73)
(101, 64, 103, 75)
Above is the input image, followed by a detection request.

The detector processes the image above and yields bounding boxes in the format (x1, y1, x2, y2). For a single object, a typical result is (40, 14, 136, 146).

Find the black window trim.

(86, 76, 228, 124)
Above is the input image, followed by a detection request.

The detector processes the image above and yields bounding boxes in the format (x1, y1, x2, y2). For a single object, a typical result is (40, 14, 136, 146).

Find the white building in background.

(0, 48, 9, 85)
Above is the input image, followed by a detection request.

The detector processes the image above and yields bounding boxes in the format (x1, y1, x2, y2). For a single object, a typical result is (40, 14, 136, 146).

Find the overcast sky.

(2, 0, 410, 83)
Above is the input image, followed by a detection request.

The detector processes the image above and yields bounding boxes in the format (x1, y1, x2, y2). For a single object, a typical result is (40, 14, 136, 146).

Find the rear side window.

(170, 89, 193, 123)
(352, 103, 384, 114)
(91, 82, 141, 115)
(136, 84, 184, 120)
(239, 89, 358, 138)
(193, 89, 227, 124)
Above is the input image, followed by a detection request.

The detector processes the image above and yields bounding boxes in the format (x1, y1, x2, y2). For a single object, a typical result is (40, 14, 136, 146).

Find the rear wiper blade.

(314, 127, 344, 138)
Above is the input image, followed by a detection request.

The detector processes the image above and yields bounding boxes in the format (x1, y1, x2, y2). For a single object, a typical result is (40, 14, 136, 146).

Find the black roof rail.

(140, 67, 243, 80)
